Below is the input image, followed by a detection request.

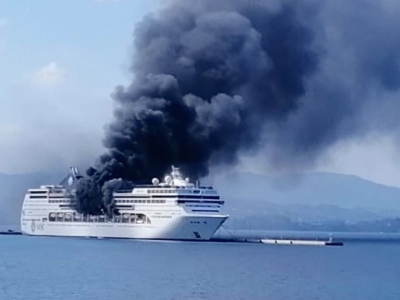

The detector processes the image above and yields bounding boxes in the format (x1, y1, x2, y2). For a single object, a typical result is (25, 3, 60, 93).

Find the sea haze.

(215, 172, 400, 231)
(0, 236, 399, 300)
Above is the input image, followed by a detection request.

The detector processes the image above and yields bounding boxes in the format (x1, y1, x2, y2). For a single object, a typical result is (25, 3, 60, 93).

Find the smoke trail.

(75, 178, 102, 215)
(75, 0, 400, 214)
(100, 0, 318, 178)
(101, 179, 123, 216)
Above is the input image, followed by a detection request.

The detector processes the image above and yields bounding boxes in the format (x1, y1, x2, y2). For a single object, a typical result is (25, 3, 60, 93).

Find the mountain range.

(1, 171, 400, 230)
(214, 172, 400, 230)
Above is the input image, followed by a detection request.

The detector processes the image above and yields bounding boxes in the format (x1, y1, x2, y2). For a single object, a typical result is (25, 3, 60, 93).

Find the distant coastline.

(228, 216, 400, 234)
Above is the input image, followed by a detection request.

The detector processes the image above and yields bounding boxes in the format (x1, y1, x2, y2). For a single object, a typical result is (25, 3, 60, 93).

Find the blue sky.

(0, 0, 158, 174)
(0, 0, 399, 187)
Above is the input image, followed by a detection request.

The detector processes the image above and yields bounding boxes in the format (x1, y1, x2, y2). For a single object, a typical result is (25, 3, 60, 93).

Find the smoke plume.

(75, 0, 400, 214)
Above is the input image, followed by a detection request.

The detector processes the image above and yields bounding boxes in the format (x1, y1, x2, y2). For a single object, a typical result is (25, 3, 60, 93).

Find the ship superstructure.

(20, 166, 228, 240)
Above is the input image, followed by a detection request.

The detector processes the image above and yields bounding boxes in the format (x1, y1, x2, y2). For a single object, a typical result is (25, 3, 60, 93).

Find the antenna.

(59, 167, 82, 186)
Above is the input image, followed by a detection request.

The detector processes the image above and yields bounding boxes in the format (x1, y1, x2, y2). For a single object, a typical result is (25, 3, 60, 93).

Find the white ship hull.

(21, 214, 227, 240)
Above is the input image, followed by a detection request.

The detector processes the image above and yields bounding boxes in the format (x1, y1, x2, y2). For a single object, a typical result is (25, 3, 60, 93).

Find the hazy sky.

(0, 0, 158, 173)
(0, 0, 399, 187)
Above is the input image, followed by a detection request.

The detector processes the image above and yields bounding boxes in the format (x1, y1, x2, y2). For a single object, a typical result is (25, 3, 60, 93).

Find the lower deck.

(21, 213, 228, 241)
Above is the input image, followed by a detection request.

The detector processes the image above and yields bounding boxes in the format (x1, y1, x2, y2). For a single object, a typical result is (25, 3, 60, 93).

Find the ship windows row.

(115, 199, 166, 204)
(28, 197, 69, 201)
(49, 200, 72, 203)
(29, 196, 49, 199)
(48, 213, 151, 224)
(147, 189, 176, 194)
(29, 190, 64, 194)
(47, 199, 167, 204)
(146, 189, 202, 194)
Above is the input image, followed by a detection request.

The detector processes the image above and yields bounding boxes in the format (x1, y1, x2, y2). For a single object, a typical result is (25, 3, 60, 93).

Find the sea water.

(0, 235, 399, 300)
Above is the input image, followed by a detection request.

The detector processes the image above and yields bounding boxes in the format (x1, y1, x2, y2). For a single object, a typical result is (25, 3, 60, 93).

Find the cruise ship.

(21, 166, 228, 240)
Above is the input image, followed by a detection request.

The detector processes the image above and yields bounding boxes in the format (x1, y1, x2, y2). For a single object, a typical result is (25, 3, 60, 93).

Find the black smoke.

(74, 0, 400, 214)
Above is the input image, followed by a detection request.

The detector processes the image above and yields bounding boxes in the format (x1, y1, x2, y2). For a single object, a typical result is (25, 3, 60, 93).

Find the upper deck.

(115, 166, 218, 196)
(25, 166, 222, 204)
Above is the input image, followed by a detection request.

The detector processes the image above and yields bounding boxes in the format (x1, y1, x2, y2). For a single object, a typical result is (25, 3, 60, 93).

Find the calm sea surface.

(1, 235, 399, 300)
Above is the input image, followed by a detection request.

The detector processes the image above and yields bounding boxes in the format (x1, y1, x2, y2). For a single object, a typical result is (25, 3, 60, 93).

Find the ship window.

(51, 190, 63, 194)
(122, 214, 130, 223)
(130, 214, 137, 223)
(30, 191, 47, 194)
(49, 213, 56, 222)
(133, 214, 145, 224)
(89, 215, 97, 223)
(29, 195, 48, 199)
(74, 214, 82, 222)
(56, 213, 64, 222)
